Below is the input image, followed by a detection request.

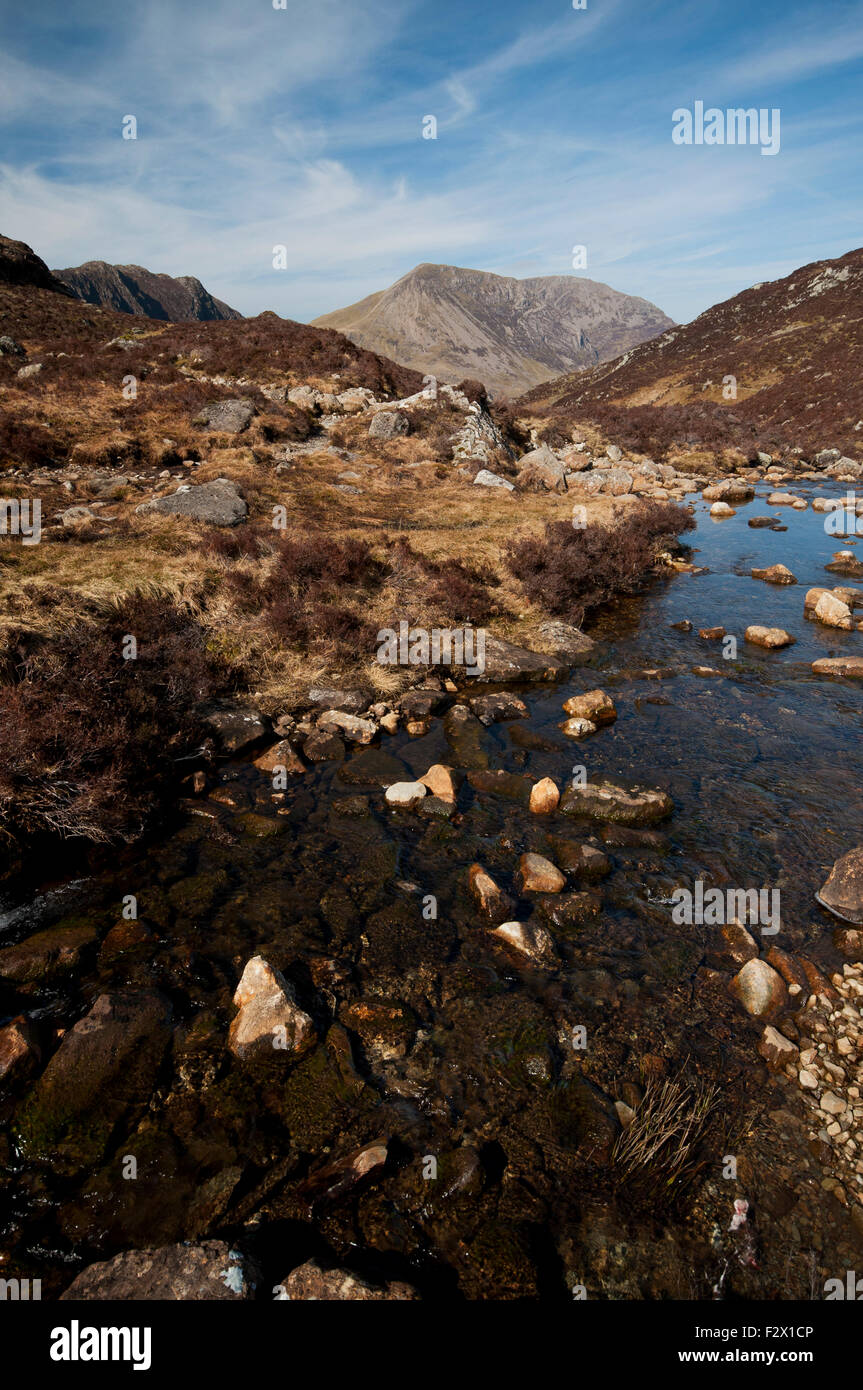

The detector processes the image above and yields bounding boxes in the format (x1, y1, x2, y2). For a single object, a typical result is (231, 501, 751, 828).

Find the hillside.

(312, 262, 674, 397)
(53, 260, 242, 322)
(520, 246, 863, 461)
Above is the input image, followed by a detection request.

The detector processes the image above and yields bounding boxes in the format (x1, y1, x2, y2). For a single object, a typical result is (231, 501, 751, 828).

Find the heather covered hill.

(313, 262, 674, 397)
(520, 247, 863, 461)
(54, 260, 242, 322)
(0, 233, 76, 298)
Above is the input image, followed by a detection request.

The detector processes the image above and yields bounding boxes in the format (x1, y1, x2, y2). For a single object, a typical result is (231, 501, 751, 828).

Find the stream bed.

(1, 482, 862, 1300)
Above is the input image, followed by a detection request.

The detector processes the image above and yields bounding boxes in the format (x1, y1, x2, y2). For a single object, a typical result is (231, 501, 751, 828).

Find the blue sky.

(1, 0, 861, 324)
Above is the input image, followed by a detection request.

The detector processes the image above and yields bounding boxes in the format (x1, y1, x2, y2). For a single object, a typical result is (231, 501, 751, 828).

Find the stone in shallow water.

(560, 716, 597, 738)
(384, 780, 427, 808)
(758, 1025, 798, 1070)
(16, 991, 172, 1174)
(419, 763, 457, 804)
(468, 863, 514, 923)
(814, 591, 853, 629)
(201, 703, 269, 754)
(229, 956, 315, 1060)
(560, 780, 673, 825)
(751, 563, 796, 584)
(277, 1259, 418, 1301)
(529, 777, 560, 814)
(518, 853, 565, 893)
(744, 625, 795, 649)
(817, 846, 863, 925)
(811, 657, 863, 679)
(491, 920, 556, 964)
(728, 958, 787, 1017)
(562, 689, 617, 724)
(60, 1242, 258, 1300)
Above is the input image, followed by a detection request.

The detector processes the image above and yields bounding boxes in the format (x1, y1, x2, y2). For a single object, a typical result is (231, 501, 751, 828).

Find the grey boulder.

(193, 398, 256, 434)
(138, 478, 247, 526)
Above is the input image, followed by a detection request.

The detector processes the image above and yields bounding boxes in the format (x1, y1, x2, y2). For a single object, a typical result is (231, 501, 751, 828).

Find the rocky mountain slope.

(0, 234, 76, 297)
(53, 260, 242, 322)
(312, 263, 674, 397)
(520, 246, 863, 461)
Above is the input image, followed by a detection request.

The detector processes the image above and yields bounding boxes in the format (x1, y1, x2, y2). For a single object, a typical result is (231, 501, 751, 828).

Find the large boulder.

(60, 1242, 258, 1300)
(817, 846, 863, 925)
(531, 620, 595, 664)
(516, 444, 567, 493)
(200, 702, 269, 753)
(138, 478, 247, 527)
(368, 410, 408, 440)
(472, 469, 515, 491)
(470, 635, 568, 684)
(192, 398, 256, 433)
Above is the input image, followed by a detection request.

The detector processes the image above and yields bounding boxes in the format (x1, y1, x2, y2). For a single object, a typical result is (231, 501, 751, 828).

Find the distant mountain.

(0, 234, 75, 296)
(53, 261, 242, 322)
(312, 263, 674, 397)
(519, 246, 863, 460)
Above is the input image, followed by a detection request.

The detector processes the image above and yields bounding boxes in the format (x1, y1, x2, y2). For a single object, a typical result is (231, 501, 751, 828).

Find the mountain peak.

(52, 260, 242, 322)
(312, 263, 673, 395)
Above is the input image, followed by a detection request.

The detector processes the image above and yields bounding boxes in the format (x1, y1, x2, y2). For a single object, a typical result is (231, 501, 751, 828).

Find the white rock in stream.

(385, 781, 427, 808)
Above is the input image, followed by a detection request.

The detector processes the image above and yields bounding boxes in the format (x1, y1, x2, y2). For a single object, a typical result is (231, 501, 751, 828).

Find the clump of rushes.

(612, 1072, 721, 1190)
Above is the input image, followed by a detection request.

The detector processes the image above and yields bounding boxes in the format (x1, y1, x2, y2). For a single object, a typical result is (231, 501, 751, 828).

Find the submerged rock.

(758, 1025, 798, 1070)
(468, 863, 514, 923)
(0, 921, 97, 984)
(385, 780, 427, 809)
(560, 717, 597, 738)
(561, 780, 673, 825)
(16, 991, 172, 1174)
